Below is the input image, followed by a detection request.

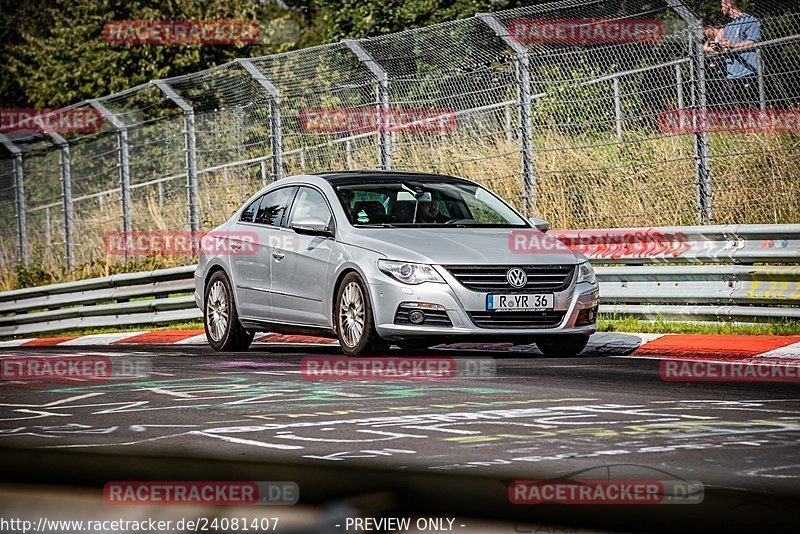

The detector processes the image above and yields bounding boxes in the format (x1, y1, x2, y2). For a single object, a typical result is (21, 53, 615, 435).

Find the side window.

(461, 191, 505, 224)
(287, 187, 332, 228)
(254, 187, 296, 226)
(239, 196, 261, 223)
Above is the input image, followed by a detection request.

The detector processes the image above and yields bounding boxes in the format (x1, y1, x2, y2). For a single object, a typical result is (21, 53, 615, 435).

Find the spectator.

(719, 0, 761, 107)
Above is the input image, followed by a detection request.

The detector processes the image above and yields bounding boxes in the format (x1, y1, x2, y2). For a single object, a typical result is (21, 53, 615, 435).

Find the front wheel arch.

(330, 267, 363, 334)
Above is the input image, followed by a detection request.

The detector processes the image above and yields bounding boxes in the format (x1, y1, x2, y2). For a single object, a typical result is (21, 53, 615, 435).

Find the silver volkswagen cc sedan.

(195, 171, 599, 356)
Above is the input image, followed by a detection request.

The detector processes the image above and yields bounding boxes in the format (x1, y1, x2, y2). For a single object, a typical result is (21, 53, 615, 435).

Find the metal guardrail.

(0, 265, 200, 337)
(0, 225, 796, 337)
(549, 224, 800, 264)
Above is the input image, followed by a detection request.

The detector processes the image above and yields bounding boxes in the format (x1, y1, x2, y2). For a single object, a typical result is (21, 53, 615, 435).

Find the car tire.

(535, 334, 590, 357)
(204, 271, 254, 352)
(335, 272, 389, 356)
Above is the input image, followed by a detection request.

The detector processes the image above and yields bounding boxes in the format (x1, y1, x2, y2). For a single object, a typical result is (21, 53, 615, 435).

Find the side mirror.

(292, 217, 334, 237)
(528, 217, 551, 232)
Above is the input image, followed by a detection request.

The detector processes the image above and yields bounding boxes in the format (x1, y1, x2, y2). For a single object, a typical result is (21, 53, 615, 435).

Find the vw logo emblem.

(506, 267, 527, 289)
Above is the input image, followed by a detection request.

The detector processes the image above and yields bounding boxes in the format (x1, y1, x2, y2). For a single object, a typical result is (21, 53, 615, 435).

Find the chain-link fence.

(1, 0, 799, 279)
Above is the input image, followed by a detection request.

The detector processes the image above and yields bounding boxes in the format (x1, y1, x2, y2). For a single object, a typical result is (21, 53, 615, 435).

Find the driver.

(417, 199, 449, 223)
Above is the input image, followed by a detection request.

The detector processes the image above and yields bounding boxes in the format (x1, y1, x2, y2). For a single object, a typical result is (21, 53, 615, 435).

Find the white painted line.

(175, 333, 209, 345)
(752, 341, 800, 360)
(194, 431, 304, 450)
(581, 332, 666, 356)
(60, 332, 149, 346)
(633, 333, 668, 344)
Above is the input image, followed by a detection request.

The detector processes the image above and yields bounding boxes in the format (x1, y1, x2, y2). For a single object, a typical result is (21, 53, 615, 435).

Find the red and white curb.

(0, 330, 799, 366)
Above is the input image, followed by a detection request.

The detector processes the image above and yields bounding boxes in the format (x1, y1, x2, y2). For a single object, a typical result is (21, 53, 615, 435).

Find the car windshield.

(333, 180, 528, 227)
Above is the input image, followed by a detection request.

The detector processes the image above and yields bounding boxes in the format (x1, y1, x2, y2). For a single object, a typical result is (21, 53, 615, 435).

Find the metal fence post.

(89, 100, 134, 253)
(477, 13, 536, 216)
(260, 159, 268, 186)
(675, 63, 685, 130)
(153, 80, 200, 237)
(47, 132, 75, 269)
(239, 59, 283, 181)
(345, 139, 354, 168)
(0, 133, 27, 265)
(690, 31, 713, 224)
(665, 0, 712, 224)
(344, 39, 391, 170)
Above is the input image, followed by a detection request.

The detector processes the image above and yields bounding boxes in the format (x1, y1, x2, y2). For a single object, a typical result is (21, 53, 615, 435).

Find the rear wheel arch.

(203, 269, 254, 352)
(204, 264, 231, 304)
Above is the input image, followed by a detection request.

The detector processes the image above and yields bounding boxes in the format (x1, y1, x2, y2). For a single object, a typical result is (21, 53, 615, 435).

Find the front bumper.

(370, 265, 599, 340)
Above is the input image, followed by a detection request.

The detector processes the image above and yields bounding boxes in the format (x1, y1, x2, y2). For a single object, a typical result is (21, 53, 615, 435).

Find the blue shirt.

(722, 13, 761, 79)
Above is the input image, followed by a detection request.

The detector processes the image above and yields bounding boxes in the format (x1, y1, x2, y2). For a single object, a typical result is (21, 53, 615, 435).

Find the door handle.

(272, 251, 285, 261)
(230, 241, 242, 251)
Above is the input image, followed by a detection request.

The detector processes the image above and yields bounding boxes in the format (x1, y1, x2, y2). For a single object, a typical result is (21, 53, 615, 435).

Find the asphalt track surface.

(1, 340, 799, 501)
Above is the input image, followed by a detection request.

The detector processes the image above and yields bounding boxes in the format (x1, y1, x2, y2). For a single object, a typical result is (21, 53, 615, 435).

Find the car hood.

(348, 227, 580, 265)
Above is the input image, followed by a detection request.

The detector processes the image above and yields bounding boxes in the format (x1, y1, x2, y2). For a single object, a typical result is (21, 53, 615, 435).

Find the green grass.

(599, 316, 800, 336)
(0, 321, 203, 342)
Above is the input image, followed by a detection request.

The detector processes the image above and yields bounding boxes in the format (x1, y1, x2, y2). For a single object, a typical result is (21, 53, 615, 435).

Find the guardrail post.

(89, 100, 134, 255)
(344, 39, 391, 171)
(665, 0, 712, 224)
(238, 59, 283, 181)
(47, 132, 75, 269)
(0, 133, 27, 265)
(153, 80, 201, 239)
(477, 13, 536, 216)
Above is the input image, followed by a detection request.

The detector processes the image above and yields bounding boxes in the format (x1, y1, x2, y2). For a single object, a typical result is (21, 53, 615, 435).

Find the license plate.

(487, 293, 554, 311)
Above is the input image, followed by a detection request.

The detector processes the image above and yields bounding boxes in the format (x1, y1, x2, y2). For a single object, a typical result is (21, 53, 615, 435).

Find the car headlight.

(576, 261, 597, 285)
(378, 260, 445, 285)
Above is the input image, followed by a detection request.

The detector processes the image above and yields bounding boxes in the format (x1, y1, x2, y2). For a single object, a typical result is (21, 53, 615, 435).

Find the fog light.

(408, 310, 426, 324)
(576, 305, 599, 326)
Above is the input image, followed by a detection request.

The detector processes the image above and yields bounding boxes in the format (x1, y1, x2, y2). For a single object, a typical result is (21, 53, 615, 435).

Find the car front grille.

(443, 265, 574, 292)
(467, 310, 567, 329)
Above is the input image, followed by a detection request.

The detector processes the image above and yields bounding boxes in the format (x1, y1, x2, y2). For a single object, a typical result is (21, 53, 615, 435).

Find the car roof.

(314, 170, 472, 185)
